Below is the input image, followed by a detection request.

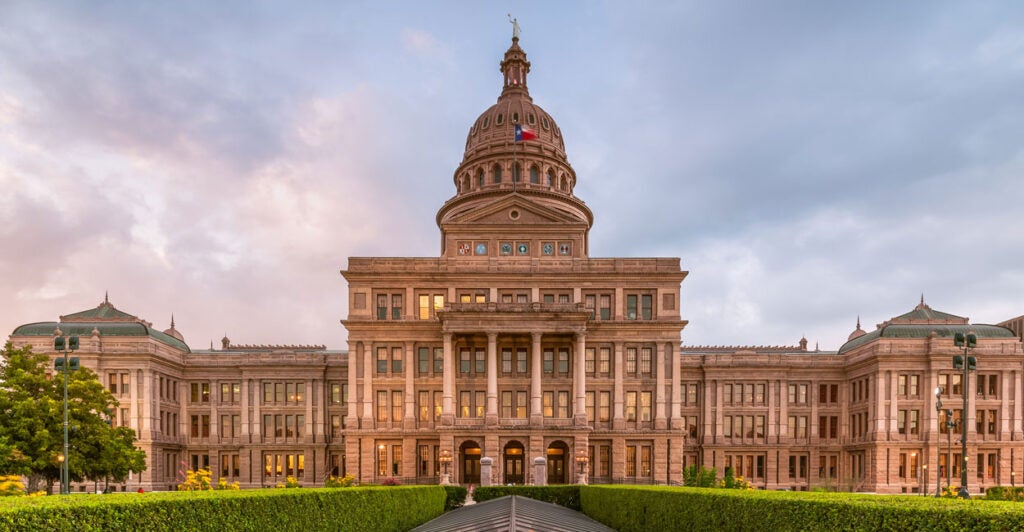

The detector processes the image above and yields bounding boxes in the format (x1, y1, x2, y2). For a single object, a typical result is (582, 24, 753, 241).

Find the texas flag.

(514, 124, 537, 142)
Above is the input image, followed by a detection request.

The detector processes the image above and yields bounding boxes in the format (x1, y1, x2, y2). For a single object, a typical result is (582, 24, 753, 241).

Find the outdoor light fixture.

(439, 449, 453, 485)
(575, 449, 590, 485)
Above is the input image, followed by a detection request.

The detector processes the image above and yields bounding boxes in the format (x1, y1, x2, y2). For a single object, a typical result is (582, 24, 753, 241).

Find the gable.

(445, 194, 585, 226)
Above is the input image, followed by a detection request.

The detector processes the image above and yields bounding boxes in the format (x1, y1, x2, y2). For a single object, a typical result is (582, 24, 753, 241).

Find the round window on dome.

(496, 114, 504, 125)
(528, 114, 535, 125)
(483, 117, 490, 128)
(509, 209, 521, 220)
(542, 117, 550, 130)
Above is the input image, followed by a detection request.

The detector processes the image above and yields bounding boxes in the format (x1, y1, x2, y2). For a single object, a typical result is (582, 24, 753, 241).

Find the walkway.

(411, 495, 615, 532)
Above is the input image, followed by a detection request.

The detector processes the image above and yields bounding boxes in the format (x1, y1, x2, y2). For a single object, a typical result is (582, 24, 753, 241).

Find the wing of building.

(8, 35, 1024, 495)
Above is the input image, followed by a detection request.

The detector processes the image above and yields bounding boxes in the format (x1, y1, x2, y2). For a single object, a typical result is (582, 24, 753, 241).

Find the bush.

(579, 485, 1024, 532)
(0, 486, 446, 531)
(683, 465, 717, 488)
(176, 468, 212, 491)
(985, 486, 1024, 501)
(0, 476, 24, 497)
(443, 485, 467, 511)
(473, 485, 580, 510)
(380, 477, 401, 486)
(325, 474, 357, 488)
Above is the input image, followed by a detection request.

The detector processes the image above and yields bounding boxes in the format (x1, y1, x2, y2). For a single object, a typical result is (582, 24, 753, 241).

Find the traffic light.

(68, 336, 79, 350)
(953, 355, 964, 370)
(967, 356, 977, 371)
(54, 336, 65, 351)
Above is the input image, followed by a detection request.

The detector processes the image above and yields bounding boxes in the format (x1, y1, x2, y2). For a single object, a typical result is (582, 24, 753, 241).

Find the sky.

(2, 1, 1023, 351)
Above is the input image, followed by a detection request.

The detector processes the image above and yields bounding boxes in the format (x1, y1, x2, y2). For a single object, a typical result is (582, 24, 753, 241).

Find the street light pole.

(53, 333, 79, 495)
(953, 332, 977, 499)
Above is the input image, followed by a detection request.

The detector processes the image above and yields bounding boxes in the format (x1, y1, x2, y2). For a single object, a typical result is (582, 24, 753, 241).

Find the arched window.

(513, 163, 521, 182)
(530, 166, 539, 184)
(493, 164, 503, 184)
(545, 170, 553, 186)
(477, 169, 485, 188)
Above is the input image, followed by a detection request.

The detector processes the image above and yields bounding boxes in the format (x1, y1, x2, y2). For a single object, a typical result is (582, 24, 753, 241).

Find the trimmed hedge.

(473, 485, 580, 510)
(443, 485, 467, 511)
(0, 486, 445, 532)
(985, 486, 1024, 502)
(580, 485, 1024, 532)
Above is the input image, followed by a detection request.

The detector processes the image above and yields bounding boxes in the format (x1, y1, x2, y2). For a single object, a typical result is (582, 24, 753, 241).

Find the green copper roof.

(60, 301, 138, 321)
(888, 306, 966, 323)
(11, 321, 190, 352)
(838, 323, 1013, 354)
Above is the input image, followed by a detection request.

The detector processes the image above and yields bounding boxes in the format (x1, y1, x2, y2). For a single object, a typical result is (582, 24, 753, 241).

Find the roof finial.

(856, 315, 861, 329)
(104, 291, 109, 304)
(170, 314, 176, 329)
(921, 293, 924, 305)
(507, 13, 520, 40)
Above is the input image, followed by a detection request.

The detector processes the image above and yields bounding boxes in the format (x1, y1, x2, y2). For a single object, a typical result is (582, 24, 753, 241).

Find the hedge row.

(443, 485, 468, 511)
(579, 485, 1024, 532)
(472, 485, 581, 510)
(0, 486, 445, 532)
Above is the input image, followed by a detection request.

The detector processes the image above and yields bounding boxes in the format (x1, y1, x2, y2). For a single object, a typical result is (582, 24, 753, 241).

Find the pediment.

(445, 194, 585, 226)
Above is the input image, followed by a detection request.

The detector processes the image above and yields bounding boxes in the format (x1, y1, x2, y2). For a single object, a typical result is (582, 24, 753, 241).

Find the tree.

(0, 342, 147, 492)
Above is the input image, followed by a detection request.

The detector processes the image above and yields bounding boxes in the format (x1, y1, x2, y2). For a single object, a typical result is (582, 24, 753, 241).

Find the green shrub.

(443, 485, 467, 511)
(985, 486, 1024, 502)
(683, 465, 717, 487)
(0, 486, 445, 532)
(580, 485, 1024, 532)
(325, 474, 357, 488)
(473, 485, 580, 510)
(0, 476, 25, 497)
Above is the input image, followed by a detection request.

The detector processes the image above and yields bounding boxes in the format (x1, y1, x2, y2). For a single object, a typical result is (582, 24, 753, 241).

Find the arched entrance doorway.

(503, 440, 525, 485)
(460, 440, 481, 485)
(547, 441, 568, 484)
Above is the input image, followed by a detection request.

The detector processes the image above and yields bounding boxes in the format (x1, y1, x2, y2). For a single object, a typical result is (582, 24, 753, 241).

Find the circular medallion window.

(509, 209, 521, 220)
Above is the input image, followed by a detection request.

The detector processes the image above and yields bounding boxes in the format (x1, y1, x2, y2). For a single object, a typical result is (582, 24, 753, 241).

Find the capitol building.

(10, 35, 1024, 495)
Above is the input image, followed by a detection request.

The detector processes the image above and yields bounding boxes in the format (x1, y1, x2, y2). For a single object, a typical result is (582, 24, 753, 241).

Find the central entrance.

(461, 440, 481, 485)
(503, 440, 525, 485)
(547, 441, 568, 484)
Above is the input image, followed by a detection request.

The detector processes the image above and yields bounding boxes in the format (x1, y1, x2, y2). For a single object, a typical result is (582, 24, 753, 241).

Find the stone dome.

(449, 37, 578, 199)
(847, 317, 867, 341)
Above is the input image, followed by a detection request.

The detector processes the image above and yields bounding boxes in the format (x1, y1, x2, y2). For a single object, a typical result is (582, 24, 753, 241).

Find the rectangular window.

(460, 391, 471, 418)
(475, 391, 485, 418)
(121, 373, 130, 396)
(557, 349, 569, 374)
(640, 445, 652, 476)
(475, 350, 486, 374)
(502, 349, 513, 374)
(377, 294, 387, 320)
(418, 347, 430, 375)
(109, 373, 118, 394)
(419, 391, 430, 421)
(502, 391, 513, 418)
(585, 295, 596, 319)
(377, 390, 388, 422)
(434, 348, 444, 374)
(586, 391, 595, 422)
(434, 391, 443, 420)
(641, 294, 652, 320)
(626, 446, 637, 476)
(460, 350, 471, 374)
(377, 348, 388, 374)
(391, 294, 402, 319)
(392, 347, 403, 373)
(599, 391, 610, 422)
(392, 391, 403, 423)
(516, 391, 527, 418)
(599, 295, 611, 320)
(543, 350, 554, 374)
(585, 348, 596, 374)
(543, 391, 554, 418)
(418, 295, 430, 320)
(557, 391, 569, 418)
(626, 348, 637, 374)
(599, 348, 610, 374)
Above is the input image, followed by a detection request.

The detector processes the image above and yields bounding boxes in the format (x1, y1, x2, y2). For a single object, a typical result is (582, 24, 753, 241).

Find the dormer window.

(496, 114, 504, 126)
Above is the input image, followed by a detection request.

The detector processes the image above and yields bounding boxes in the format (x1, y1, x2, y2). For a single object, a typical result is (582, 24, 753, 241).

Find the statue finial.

(507, 14, 521, 40)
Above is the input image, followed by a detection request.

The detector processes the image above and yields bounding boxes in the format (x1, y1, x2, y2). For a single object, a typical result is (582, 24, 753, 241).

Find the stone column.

(574, 332, 587, 425)
(613, 342, 625, 430)
(486, 333, 499, 426)
(404, 341, 416, 429)
(304, 379, 314, 442)
(655, 343, 667, 430)
(363, 342, 374, 428)
(346, 342, 357, 430)
(441, 334, 455, 425)
(530, 332, 543, 426)
(210, 379, 219, 440)
(670, 343, 682, 429)
(534, 457, 547, 486)
(481, 457, 494, 487)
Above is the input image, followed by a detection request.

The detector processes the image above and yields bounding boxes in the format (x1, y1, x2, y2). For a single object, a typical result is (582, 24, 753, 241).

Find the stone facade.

(7, 36, 1024, 495)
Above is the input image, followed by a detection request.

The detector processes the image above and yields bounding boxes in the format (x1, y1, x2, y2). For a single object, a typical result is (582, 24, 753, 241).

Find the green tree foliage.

(0, 342, 147, 492)
(682, 465, 718, 487)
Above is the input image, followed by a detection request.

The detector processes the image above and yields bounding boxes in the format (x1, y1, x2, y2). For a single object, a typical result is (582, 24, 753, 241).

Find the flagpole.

(512, 121, 517, 193)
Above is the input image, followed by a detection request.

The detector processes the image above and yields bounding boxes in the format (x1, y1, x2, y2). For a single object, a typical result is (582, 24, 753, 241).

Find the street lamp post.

(947, 410, 954, 491)
(439, 449, 452, 486)
(923, 465, 928, 497)
(53, 333, 80, 495)
(575, 449, 589, 485)
(952, 331, 977, 499)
